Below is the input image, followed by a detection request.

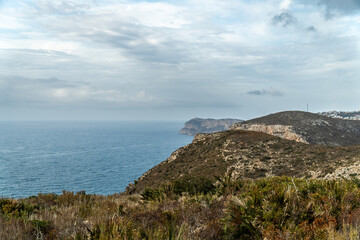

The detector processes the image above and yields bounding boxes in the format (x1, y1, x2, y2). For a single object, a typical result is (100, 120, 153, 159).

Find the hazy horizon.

(1, 0, 360, 121)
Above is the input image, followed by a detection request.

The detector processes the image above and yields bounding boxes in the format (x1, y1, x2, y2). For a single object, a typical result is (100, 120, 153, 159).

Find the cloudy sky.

(1, 0, 360, 121)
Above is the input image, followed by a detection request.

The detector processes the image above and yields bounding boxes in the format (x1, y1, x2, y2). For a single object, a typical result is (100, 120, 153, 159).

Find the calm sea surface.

(0, 121, 192, 198)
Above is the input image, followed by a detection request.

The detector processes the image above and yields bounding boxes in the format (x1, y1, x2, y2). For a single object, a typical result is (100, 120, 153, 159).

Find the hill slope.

(179, 118, 242, 136)
(231, 111, 360, 146)
(131, 130, 360, 193)
(319, 110, 360, 120)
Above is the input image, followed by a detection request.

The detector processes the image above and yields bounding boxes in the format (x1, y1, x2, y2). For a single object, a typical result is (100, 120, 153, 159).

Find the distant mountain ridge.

(230, 111, 360, 146)
(179, 117, 242, 136)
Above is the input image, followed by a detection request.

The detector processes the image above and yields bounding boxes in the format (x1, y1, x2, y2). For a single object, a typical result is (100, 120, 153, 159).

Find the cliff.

(131, 129, 360, 193)
(230, 111, 360, 146)
(179, 118, 242, 136)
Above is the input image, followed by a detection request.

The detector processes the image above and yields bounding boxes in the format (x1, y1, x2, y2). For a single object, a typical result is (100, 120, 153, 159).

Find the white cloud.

(279, 0, 292, 10)
(133, 90, 153, 102)
(31, 0, 91, 14)
(0, 76, 154, 106)
(0, 15, 27, 30)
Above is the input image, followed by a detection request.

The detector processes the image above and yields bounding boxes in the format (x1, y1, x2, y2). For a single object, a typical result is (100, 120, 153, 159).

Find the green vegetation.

(2, 176, 360, 239)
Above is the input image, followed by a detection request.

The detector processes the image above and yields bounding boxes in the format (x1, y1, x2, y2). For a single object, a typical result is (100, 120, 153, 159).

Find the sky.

(1, 0, 360, 121)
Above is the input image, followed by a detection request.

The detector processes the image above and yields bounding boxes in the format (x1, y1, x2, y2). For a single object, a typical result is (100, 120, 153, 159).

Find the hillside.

(319, 110, 360, 120)
(230, 111, 360, 146)
(130, 129, 360, 193)
(179, 118, 242, 136)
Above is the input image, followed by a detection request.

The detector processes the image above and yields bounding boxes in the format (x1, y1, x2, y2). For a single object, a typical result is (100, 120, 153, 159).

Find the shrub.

(0, 198, 34, 219)
(31, 220, 53, 236)
(141, 188, 165, 201)
(172, 176, 215, 196)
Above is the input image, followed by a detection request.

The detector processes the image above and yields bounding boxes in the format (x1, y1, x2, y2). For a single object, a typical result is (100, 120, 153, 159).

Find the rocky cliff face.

(233, 123, 308, 144)
(231, 111, 360, 146)
(131, 130, 360, 193)
(179, 118, 242, 136)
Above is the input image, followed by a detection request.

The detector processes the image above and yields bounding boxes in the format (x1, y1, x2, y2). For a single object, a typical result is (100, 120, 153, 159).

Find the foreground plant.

(2, 176, 360, 239)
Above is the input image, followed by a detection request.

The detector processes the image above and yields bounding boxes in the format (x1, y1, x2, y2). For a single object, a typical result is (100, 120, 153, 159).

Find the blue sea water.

(0, 121, 192, 199)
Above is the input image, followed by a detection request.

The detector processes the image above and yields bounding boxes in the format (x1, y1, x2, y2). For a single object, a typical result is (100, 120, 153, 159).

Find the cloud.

(23, 2, 192, 64)
(318, 0, 360, 15)
(299, 0, 360, 18)
(247, 89, 284, 97)
(31, 0, 91, 15)
(306, 26, 317, 32)
(1, 0, 360, 120)
(271, 11, 297, 27)
(279, 0, 292, 10)
(0, 76, 154, 107)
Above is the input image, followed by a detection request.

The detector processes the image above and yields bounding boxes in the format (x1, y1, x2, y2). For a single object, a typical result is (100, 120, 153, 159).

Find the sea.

(0, 121, 192, 199)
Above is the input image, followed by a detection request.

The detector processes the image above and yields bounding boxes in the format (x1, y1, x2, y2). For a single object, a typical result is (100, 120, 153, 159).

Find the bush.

(31, 220, 53, 235)
(172, 176, 215, 196)
(141, 188, 165, 201)
(0, 198, 34, 219)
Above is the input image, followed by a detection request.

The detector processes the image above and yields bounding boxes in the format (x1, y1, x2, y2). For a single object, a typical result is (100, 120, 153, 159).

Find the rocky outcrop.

(231, 111, 360, 146)
(234, 123, 308, 144)
(179, 118, 242, 136)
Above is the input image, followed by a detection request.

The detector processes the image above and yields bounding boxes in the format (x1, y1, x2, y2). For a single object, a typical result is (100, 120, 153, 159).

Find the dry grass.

(3, 176, 360, 239)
